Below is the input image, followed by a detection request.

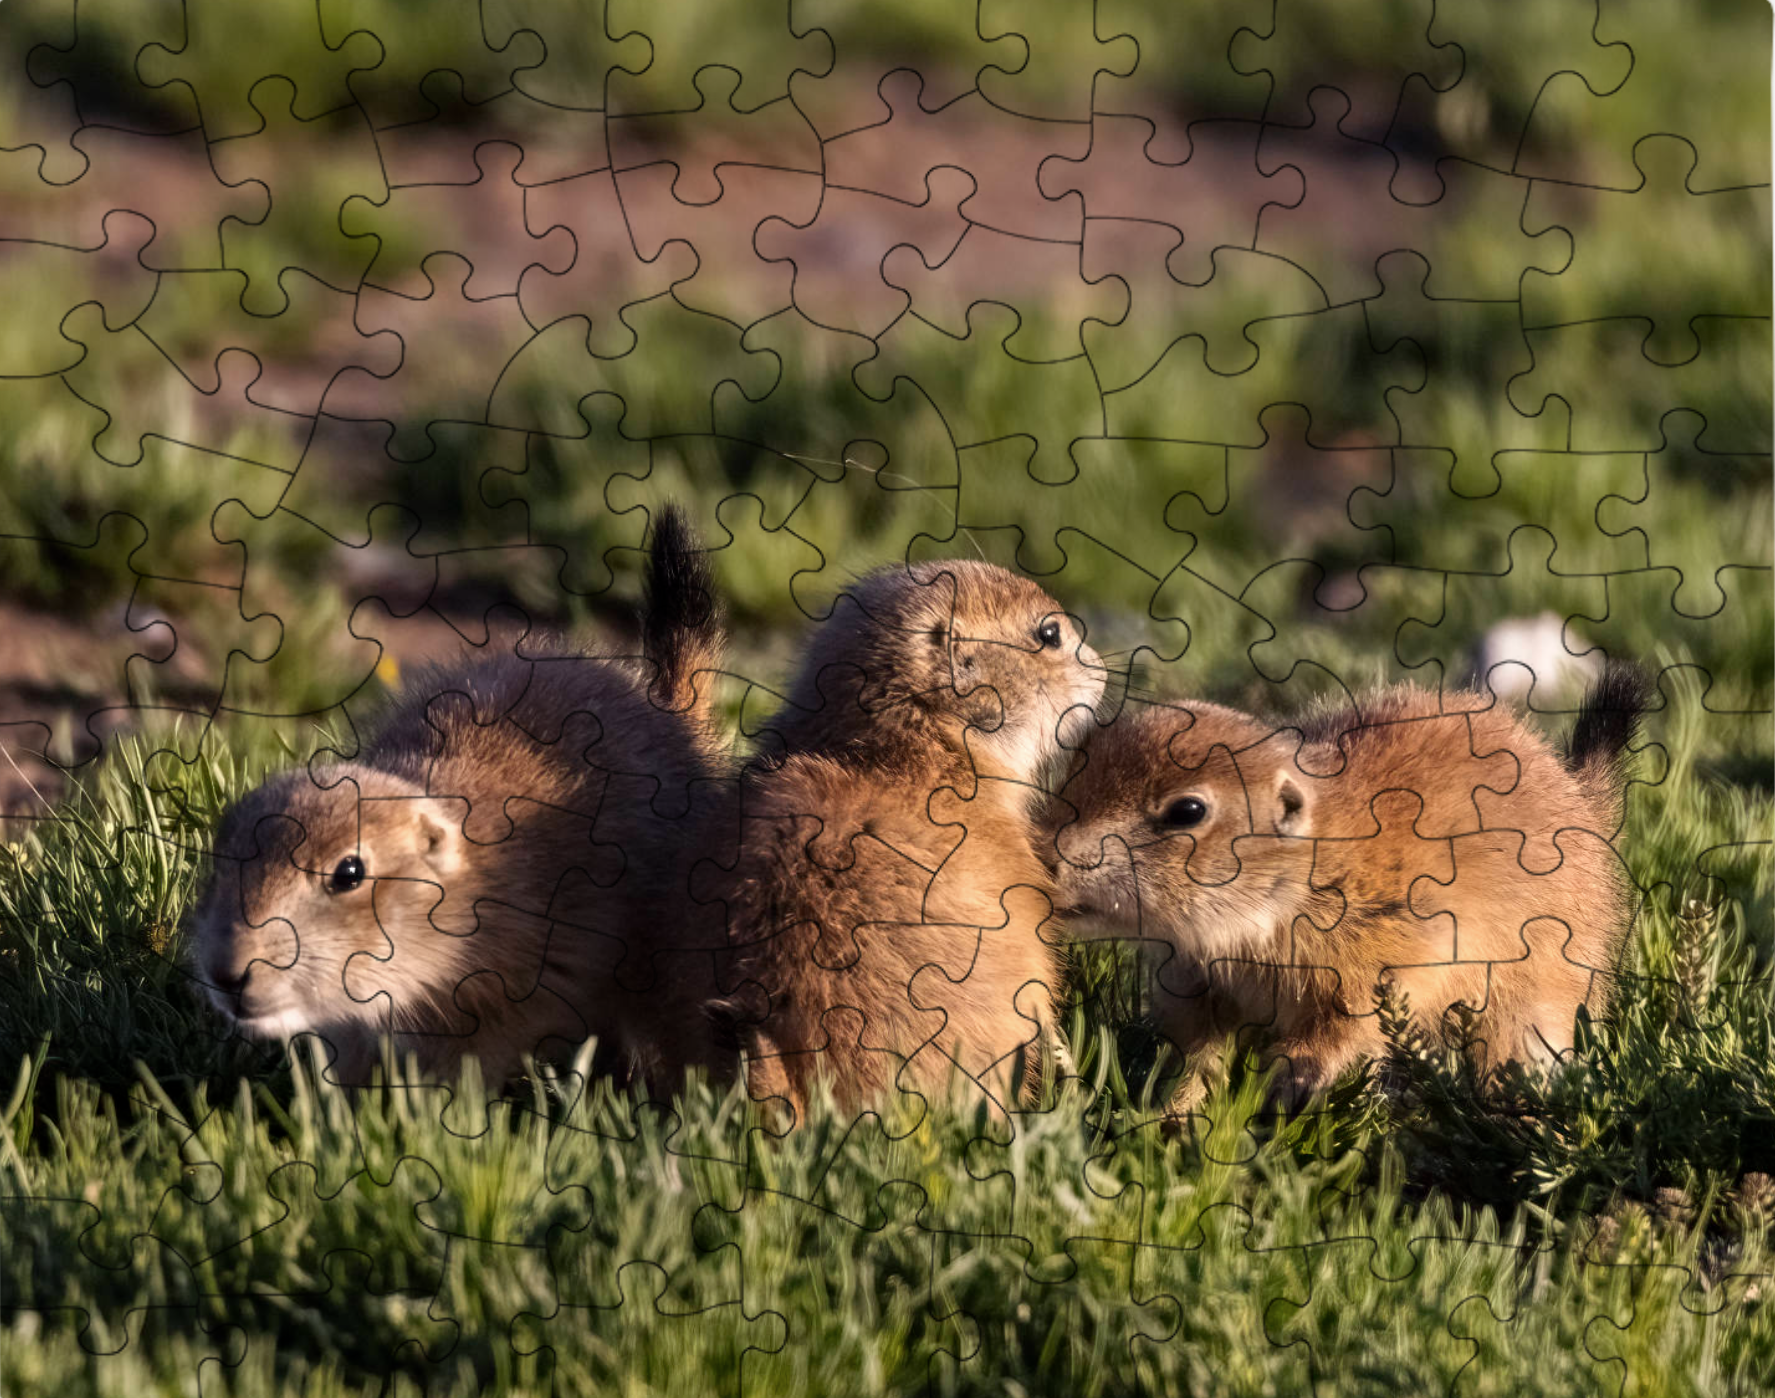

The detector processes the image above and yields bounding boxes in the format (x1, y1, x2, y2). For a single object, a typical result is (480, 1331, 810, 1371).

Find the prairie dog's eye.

(328, 854, 367, 894)
(1159, 797, 1208, 829)
(1035, 618, 1063, 650)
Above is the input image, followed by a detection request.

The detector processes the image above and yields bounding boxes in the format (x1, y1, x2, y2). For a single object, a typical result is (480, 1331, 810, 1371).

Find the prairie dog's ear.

(1272, 771, 1310, 837)
(412, 799, 466, 877)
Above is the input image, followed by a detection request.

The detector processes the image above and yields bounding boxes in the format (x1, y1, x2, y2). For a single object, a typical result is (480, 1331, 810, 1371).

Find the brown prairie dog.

(189, 508, 730, 1090)
(1047, 666, 1647, 1110)
(700, 559, 1105, 1119)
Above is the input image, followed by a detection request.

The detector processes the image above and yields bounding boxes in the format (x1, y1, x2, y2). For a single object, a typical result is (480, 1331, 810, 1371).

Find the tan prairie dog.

(1046, 665, 1648, 1110)
(189, 508, 731, 1090)
(698, 560, 1106, 1119)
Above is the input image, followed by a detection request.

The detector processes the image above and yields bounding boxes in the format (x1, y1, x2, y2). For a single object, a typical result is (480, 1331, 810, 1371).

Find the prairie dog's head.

(190, 765, 472, 1053)
(782, 560, 1104, 780)
(1047, 702, 1315, 958)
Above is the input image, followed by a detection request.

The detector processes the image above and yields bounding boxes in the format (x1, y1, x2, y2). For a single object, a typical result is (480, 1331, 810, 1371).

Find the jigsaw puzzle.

(1, 0, 1771, 1393)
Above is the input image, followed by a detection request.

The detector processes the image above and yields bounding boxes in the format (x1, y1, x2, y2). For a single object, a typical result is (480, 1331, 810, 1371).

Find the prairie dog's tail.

(1564, 658, 1651, 824)
(642, 504, 726, 729)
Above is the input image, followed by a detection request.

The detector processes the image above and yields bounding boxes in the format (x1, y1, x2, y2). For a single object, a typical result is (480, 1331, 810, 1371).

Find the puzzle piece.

(754, 169, 974, 338)
(1516, 0, 1772, 192)
(854, 301, 1101, 486)
(343, 141, 576, 299)
(0, 512, 177, 771)
(22, 0, 200, 139)
(716, 308, 959, 489)
(956, 436, 1201, 581)
(615, 159, 821, 327)
(1079, 229, 1325, 391)
(324, 252, 536, 459)
(1362, 249, 1564, 458)
(491, 295, 780, 440)
(1255, 89, 1569, 304)
(976, 0, 1139, 123)
(1393, 529, 1608, 694)
(208, 79, 386, 315)
(828, 74, 1090, 242)
(58, 302, 310, 470)
(1143, 560, 1277, 693)
(477, 399, 652, 595)
(1092, 0, 1271, 129)
(1242, 557, 1450, 702)
(607, 481, 827, 620)
(371, 76, 614, 187)
(788, 0, 1016, 139)
(0, 0, 93, 185)
(137, 0, 382, 139)
(0, 209, 159, 376)
(1577, 567, 1774, 713)
(519, 165, 699, 357)
(885, 220, 1125, 361)
(137, 266, 402, 414)
(0, 125, 269, 260)
(1509, 316, 1773, 454)
(216, 498, 433, 715)
(318, 0, 545, 128)
(1596, 411, 1775, 617)
(480, 0, 652, 111)
(1351, 441, 1648, 578)
(1521, 135, 1773, 363)
(109, 436, 290, 584)
(1229, 0, 1461, 144)
(1103, 302, 1423, 445)
(1038, 113, 1302, 285)
(1386, 0, 1632, 184)
(1165, 403, 1396, 594)
(608, 66, 821, 206)
(906, 479, 1194, 653)
(605, 0, 831, 117)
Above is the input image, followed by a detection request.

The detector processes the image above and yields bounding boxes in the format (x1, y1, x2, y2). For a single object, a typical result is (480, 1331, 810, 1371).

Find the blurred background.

(0, 0, 1768, 823)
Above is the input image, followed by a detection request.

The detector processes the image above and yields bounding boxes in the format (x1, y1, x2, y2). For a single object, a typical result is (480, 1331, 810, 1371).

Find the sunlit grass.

(1, 652, 1771, 1394)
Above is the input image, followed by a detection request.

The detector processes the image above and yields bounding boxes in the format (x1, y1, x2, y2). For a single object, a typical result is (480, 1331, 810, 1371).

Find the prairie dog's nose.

(208, 939, 269, 994)
(1054, 820, 1109, 870)
(208, 950, 289, 1019)
(211, 962, 249, 997)
(207, 919, 295, 993)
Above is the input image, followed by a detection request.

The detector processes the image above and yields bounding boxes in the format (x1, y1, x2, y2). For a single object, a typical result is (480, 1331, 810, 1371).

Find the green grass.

(1, 661, 1771, 1396)
(3, 1042, 1767, 1397)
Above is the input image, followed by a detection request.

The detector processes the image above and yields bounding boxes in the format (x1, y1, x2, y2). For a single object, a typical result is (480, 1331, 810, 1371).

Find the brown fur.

(189, 515, 729, 1090)
(1047, 679, 1641, 1109)
(701, 560, 1104, 1118)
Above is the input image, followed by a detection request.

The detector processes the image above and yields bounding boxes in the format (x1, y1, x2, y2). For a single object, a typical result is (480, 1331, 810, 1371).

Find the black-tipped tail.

(642, 504, 725, 726)
(1565, 659, 1651, 815)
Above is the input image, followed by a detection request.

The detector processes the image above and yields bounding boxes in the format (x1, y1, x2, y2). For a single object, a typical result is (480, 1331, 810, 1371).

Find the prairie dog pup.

(190, 509, 728, 1089)
(1048, 667, 1646, 1108)
(703, 560, 1105, 1117)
